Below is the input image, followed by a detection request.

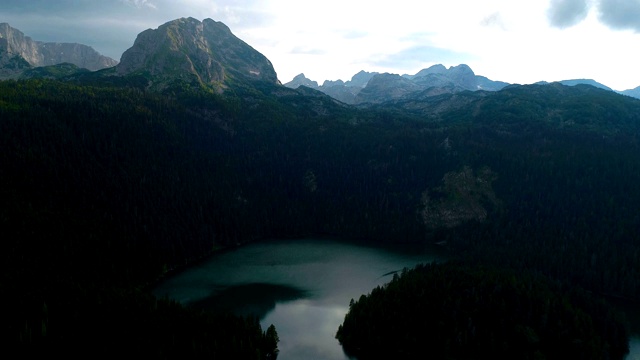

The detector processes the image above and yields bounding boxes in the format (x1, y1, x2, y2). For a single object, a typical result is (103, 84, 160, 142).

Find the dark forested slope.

(0, 79, 281, 357)
(2, 76, 640, 355)
(336, 263, 629, 359)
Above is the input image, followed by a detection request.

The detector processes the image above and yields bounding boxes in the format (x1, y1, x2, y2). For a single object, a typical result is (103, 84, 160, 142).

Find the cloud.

(597, 0, 640, 32)
(121, 0, 158, 10)
(480, 12, 507, 30)
(341, 30, 368, 40)
(290, 46, 326, 55)
(547, 0, 591, 28)
(546, 0, 640, 33)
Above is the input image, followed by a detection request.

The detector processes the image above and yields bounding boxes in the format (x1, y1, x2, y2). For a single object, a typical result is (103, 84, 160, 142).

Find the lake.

(153, 238, 445, 359)
(153, 238, 640, 360)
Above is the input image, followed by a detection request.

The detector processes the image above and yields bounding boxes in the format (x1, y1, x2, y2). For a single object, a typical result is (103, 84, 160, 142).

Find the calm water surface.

(153, 238, 445, 359)
(153, 238, 640, 360)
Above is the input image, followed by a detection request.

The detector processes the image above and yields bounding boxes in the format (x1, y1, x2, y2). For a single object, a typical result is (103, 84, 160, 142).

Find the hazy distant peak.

(410, 64, 448, 78)
(535, 79, 614, 92)
(346, 70, 378, 88)
(621, 85, 640, 99)
(285, 73, 319, 89)
(322, 79, 345, 87)
(559, 79, 612, 91)
(446, 64, 475, 77)
(0, 22, 117, 76)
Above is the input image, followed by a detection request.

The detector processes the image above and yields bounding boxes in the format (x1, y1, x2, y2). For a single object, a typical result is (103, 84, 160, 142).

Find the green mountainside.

(2, 17, 640, 358)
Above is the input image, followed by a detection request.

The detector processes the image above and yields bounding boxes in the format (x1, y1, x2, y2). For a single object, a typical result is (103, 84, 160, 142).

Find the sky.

(2, 0, 640, 90)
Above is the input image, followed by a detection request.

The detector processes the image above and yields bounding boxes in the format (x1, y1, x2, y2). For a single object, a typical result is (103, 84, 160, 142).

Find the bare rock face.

(37, 42, 118, 70)
(285, 73, 319, 89)
(418, 166, 501, 229)
(0, 23, 117, 73)
(0, 23, 40, 65)
(354, 73, 423, 104)
(116, 17, 278, 88)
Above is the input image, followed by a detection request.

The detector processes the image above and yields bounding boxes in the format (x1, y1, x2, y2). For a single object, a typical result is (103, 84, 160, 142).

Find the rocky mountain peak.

(116, 17, 278, 89)
(0, 23, 40, 65)
(447, 64, 476, 89)
(0, 22, 117, 73)
(285, 73, 319, 88)
(346, 70, 378, 88)
(410, 64, 447, 79)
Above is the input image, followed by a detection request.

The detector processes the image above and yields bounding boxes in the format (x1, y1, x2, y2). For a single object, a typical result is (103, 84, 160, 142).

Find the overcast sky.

(2, 0, 640, 90)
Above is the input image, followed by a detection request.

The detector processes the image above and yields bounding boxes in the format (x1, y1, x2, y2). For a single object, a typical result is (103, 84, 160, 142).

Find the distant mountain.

(0, 22, 117, 78)
(354, 65, 508, 105)
(411, 64, 477, 90)
(284, 70, 379, 104)
(286, 73, 319, 88)
(621, 85, 640, 99)
(345, 70, 379, 88)
(354, 73, 424, 104)
(286, 65, 508, 105)
(410, 64, 509, 92)
(115, 17, 279, 90)
(535, 79, 613, 92)
(403, 64, 448, 79)
(532, 78, 640, 100)
(559, 79, 613, 91)
(476, 75, 511, 91)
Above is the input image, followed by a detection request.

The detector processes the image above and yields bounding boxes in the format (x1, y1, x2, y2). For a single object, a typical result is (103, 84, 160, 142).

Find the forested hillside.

(2, 77, 640, 356)
(337, 262, 629, 359)
(0, 79, 281, 357)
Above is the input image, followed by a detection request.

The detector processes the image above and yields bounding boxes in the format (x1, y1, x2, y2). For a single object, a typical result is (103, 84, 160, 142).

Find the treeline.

(3, 77, 640, 354)
(4, 282, 279, 358)
(336, 262, 629, 359)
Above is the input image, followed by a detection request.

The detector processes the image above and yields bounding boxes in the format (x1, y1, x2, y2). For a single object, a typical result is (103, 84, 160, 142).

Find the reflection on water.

(153, 238, 640, 360)
(609, 298, 640, 360)
(153, 238, 445, 360)
(189, 283, 307, 319)
(628, 337, 640, 360)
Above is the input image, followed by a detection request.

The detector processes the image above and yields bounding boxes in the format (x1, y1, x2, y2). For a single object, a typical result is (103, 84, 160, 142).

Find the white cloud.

(121, 0, 158, 10)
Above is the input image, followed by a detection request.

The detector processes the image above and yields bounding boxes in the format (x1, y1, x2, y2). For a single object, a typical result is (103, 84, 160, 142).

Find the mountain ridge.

(0, 22, 118, 76)
(285, 64, 509, 105)
(2, 19, 639, 101)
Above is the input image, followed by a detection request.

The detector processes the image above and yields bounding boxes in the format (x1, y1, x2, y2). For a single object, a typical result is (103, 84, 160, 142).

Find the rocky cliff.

(116, 17, 278, 90)
(0, 23, 117, 74)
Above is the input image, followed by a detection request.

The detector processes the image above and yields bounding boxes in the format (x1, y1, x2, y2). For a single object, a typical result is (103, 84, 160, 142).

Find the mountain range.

(285, 66, 640, 103)
(2, 19, 640, 101)
(284, 64, 511, 105)
(0, 22, 117, 78)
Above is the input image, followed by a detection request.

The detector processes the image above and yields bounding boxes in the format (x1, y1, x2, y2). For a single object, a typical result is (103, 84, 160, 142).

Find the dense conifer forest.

(336, 262, 629, 359)
(2, 77, 640, 357)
